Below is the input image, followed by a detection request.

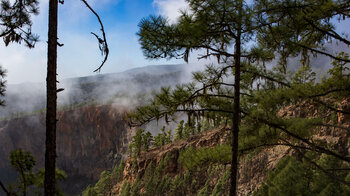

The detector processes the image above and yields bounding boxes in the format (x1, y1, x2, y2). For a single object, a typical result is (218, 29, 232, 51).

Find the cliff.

(0, 104, 133, 195)
(106, 98, 350, 196)
(108, 127, 292, 195)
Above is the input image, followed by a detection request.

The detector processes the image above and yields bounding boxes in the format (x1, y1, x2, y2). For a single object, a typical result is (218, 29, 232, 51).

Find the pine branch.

(241, 69, 291, 87)
(286, 140, 350, 187)
(296, 43, 350, 63)
(242, 110, 350, 163)
(303, 16, 350, 46)
(312, 98, 350, 115)
(239, 141, 314, 154)
(308, 88, 350, 98)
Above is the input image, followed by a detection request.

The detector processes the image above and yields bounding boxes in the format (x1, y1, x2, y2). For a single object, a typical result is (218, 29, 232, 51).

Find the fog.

(0, 64, 198, 119)
(0, 41, 348, 121)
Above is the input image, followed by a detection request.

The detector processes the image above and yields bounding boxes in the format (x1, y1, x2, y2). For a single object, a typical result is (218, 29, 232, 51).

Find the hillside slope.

(0, 104, 133, 195)
(94, 99, 350, 196)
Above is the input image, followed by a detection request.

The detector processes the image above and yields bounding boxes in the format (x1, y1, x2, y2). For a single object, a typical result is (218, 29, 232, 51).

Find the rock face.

(0, 104, 133, 194)
(111, 127, 292, 195)
(109, 99, 350, 195)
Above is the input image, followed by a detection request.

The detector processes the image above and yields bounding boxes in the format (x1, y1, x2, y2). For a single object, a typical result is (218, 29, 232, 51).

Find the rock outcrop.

(0, 104, 133, 194)
(109, 98, 350, 195)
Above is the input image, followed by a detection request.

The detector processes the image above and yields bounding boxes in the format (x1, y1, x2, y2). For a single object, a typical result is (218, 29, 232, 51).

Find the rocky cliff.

(106, 99, 350, 196)
(109, 127, 292, 195)
(0, 104, 133, 195)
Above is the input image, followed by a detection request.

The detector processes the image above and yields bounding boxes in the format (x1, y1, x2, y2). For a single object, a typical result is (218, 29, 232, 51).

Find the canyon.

(0, 104, 132, 194)
(0, 64, 189, 194)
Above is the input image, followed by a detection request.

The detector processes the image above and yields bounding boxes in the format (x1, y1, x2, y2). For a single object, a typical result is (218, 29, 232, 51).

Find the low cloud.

(153, 0, 189, 23)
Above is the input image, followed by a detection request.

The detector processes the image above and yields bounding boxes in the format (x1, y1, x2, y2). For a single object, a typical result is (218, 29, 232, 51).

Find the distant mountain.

(0, 64, 193, 194)
(0, 64, 190, 119)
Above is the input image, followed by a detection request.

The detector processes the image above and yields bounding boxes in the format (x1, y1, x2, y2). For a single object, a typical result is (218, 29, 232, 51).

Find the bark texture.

(45, 0, 58, 195)
(230, 1, 242, 196)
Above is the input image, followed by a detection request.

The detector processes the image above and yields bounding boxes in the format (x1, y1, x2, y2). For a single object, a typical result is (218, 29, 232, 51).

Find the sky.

(1, 0, 349, 84)
(0, 0, 190, 84)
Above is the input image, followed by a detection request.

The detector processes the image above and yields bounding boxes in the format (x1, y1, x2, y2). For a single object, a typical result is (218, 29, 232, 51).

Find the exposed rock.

(110, 98, 350, 195)
(0, 104, 133, 195)
(110, 126, 294, 195)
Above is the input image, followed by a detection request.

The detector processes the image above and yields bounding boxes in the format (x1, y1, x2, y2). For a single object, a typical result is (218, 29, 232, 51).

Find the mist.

(0, 64, 197, 119)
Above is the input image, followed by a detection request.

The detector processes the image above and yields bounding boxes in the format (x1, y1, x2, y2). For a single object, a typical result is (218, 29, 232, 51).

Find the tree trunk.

(45, 0, 58, 195)
(230, 1, 242, 196)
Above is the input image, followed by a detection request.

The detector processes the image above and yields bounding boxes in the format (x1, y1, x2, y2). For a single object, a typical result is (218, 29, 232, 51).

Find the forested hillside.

(85, 0, 350, 195)
(2, 0, 350, 195)
(0, 64, 188, 195)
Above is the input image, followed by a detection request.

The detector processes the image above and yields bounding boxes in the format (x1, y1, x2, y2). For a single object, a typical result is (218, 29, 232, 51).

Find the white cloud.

(0, 42, 47, 84)
(0, 0, 120, 84)
(153, 0, 189, 23)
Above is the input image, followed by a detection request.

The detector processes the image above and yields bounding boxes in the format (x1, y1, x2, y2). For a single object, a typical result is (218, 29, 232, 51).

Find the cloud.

(1, 0, 186, 84)
(153, 0, 189, 23)
(0, 0, 119, 84)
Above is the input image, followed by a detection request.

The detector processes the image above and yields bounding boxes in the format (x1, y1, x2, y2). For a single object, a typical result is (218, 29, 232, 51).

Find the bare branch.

(81, 0, 109, 72)
(0, 179, 10, 195)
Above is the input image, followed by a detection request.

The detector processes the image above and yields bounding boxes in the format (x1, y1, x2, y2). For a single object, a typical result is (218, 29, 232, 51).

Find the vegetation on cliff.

(83, 0, 350, 194)
(128, 0, 350, 195)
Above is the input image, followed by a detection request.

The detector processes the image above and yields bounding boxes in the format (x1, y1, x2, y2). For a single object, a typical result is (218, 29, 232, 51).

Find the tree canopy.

(132, 0, 350, 195)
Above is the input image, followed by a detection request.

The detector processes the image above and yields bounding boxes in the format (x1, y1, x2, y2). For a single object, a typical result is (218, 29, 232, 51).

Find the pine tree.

(0, 0, 39, 109)
(131, 1, 350, 195)
(0, 149, 67, 195)
(135, 1, 274, 195)
(175, 120, 185, 141)
(128, 129, 144, 156)
(0, 0, 108, 194)
(9, 149, 36, 196)
(0, 1, 109, 193)
(142, 131, 153, 152)
(0, 0, 39, 47)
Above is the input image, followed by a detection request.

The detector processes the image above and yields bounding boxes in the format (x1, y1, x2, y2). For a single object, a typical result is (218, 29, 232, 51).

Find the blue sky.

(0, 0, 190, 84)
(1, 0, 349, 84)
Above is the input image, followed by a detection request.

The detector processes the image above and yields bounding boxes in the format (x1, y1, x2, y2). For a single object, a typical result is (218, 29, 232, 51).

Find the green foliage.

(111, 159, 124, 184)
(5, 149, 67, 195)
(174, 120, 185, 141)
(184, 118, 196, 139)
(153, 126, 172, 147)
(10, 149, 36, 174)
(33, 168, 67, 196)
(128, 129, 153, 156)
(292, 65, 316, 84)
(198, 181, 210, 196)
(142, 131, 153, 152)
(9, 149, 36, 195)
(130, 175, 141, 196)
(178, 145, 231, 170)
(82, 159, 125, 196)
(143, 161, 157, 195)
(0, 0, 39, 48)
(211, 168, 230, 196)
(93, 171, 112, 196)
(129, 0, 350, 195)
(201, 118, 213, 133)
(81, 185, 97, 196)
(156, 174, 172, 194)
(128, 128, 143, 156)
(170, 174, 185, 195)
(120, 181, 130, 196)
(255, 154, 350, 196)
